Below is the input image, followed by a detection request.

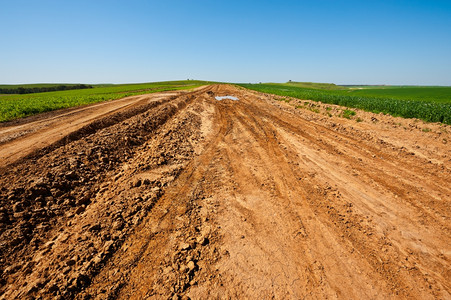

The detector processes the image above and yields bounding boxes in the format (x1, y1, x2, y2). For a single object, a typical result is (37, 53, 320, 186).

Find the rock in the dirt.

(65, 170, 78, 180)
(92, 254, 103, 266)
(104, 241, 114, 254)
(76, 194, 91, 206)
(187, 261, 196, 271)
(66, 259, 76, 266)
(179, 242, 190, 251)
(197, 236, 209, 246)
(179, 265, 187, 273)
(134, 179, 142, 188)
(112, 220, 124, 231)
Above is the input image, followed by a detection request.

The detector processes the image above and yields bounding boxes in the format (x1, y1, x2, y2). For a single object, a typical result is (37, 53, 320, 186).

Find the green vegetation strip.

(0, 80, 210, 122)
(0, 84, 93, 95)
(238, 83, 451, 124)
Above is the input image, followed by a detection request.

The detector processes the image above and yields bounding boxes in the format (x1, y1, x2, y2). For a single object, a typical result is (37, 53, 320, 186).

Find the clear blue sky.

(1, 0, 450, 85)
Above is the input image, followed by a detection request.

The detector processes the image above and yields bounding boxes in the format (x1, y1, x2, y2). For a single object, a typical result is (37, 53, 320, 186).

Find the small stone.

(66, 259, 76, 266)
(65, 171, 78, 180)
(134, 179, 142, 188)
(163, 266, 173, 274)
(179, 265, 187, 273)
(44, 241, 54, 249)
(76, 194, 91, 206)
(112, 220, 124, 231)
(92, 254, 103, 265)
(179, 243, 190, 251)
(197, 236, 209, 246)
(104, 241, 114, 253)
(187, 261, 196, 271)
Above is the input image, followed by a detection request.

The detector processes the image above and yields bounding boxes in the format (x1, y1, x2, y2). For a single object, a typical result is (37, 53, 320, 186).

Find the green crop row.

(0, 80, 210, 122)
(239, 83, 451, 124)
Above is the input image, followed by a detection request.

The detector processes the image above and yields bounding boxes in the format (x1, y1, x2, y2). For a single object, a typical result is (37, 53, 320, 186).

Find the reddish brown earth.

(0, 84, 450, 299)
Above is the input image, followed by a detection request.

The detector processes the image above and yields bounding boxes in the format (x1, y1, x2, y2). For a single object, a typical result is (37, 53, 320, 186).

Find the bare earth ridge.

(0, 84, 450, 299)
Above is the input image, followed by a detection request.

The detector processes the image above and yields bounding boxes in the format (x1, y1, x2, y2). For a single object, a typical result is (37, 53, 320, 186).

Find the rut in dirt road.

(0, 85, 450, 299)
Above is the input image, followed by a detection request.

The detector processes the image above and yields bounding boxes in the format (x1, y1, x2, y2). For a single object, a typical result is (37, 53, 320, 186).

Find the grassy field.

(239, 83, 451, 124)
(0, 80, 210, 122)
(341, 86, 451, 103)
(0, 83, 87, 89)
(272, 81, 346, 90)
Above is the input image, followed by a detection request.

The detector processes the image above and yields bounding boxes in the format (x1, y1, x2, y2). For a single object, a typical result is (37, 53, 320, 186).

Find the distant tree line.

(0, 84, 93, 94)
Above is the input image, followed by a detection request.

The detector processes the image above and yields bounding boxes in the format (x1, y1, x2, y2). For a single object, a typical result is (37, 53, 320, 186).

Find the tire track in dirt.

(219, 90, 451, 298)
(0, 88, 205, 169)
(246, 101, 451, 240)
(0, 84, 450, 299)
(203, 98, 397, 298)
(0, 88, 208, 299)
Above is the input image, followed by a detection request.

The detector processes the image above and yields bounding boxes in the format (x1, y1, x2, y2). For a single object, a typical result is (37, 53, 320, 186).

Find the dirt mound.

(0, 85, 450, 299)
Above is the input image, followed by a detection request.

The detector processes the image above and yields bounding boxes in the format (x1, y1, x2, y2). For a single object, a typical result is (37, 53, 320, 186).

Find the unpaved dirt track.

(0, 84, 450, 299)
(0, 88, 204, 167)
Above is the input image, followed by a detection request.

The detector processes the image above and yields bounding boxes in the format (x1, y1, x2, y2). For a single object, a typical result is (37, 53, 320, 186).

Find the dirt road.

(0, 88, 205, 167)
(0, 85, 450, 299)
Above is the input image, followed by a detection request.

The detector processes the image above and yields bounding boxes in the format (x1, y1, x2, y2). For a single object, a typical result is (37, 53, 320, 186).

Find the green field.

(0, 83, 86, 89)
(0, 80, 210, 122)
(281, 81, 347, 90)
(239, 82, 451, 124)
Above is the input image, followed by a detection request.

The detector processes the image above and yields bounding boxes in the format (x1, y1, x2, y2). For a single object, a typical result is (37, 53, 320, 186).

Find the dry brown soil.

(0, 84, 450, 299)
